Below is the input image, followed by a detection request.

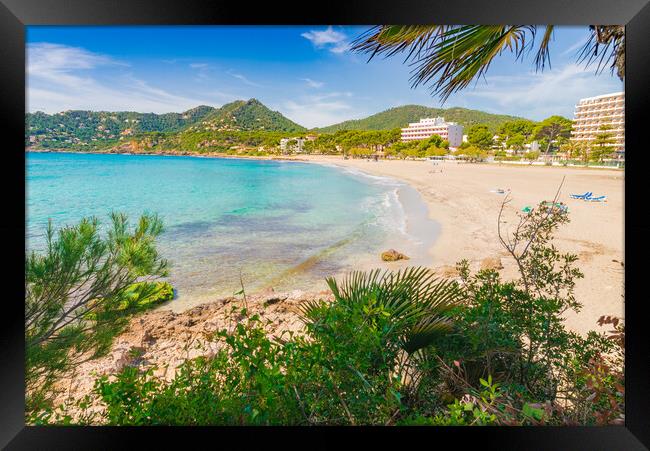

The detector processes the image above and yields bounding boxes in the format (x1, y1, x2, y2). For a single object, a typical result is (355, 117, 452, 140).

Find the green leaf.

(522, 403, 544, 421)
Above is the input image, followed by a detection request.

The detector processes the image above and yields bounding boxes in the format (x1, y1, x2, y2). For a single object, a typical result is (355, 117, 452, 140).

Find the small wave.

(336, 166, 404, 187)
(316, 161, 404, 188)
(390, 188, 409, 235)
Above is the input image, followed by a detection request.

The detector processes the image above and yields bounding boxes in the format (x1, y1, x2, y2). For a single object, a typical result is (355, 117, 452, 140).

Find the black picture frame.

(2, 1, 648, 448)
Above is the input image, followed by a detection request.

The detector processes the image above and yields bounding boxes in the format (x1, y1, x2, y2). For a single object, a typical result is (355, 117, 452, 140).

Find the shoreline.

(28, 149, 624, 335)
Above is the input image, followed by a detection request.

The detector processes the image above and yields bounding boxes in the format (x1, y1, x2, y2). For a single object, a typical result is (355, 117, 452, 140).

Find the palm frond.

(409, 25, 536, 101)
(352, 25, 538, 102)
(353, 24, 624, 102)
(308, 267, 463, 353)
(296, 298, 328, 324)
(402, 315, 453, 354)
(351, 25, 447, 62)
(533, 25, 555, 71)
(577, 25, 625, 79)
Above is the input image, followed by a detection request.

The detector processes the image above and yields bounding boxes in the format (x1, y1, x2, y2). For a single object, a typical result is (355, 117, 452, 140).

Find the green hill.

(187, 99, 305, 133)
(316, 105, 527, 133)
(26, 101, 526, 151)
(26, 106, 217, 147)
(26, 100, 304, 149)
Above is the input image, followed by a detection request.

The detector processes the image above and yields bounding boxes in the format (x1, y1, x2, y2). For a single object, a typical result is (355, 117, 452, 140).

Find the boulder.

(381, 249, 410, 262)
(480, 257, 504, 271)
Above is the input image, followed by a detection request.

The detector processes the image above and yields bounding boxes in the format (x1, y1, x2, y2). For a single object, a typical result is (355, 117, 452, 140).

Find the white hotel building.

(401, 117, 464, 148)
(570, 92, 625, 153)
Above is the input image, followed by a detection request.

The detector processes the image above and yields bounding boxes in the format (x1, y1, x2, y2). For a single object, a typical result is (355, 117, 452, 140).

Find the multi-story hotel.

(571, 92, 625, 153)
(401, 117, 464, 148)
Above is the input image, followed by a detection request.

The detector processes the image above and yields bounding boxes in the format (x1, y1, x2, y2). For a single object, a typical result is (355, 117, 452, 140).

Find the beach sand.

(302, 156, 624, 336)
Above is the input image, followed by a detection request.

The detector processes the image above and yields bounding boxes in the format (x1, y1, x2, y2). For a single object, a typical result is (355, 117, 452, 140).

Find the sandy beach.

(302, 156, 624, 335)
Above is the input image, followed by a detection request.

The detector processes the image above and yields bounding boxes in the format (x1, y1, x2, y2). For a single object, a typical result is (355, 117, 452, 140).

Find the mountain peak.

(184, 99, 304, 133)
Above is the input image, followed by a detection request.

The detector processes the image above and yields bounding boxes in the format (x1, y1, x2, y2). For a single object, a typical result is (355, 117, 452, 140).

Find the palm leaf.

(352, 25, 538, 102)
(302, 267, 463, 354)
(533, 25, 555, 71)
(353, 24, 625, 101)
(577, 25, 625, 79)
(352, 25, 447, 61)
(407, 25, 536, 101)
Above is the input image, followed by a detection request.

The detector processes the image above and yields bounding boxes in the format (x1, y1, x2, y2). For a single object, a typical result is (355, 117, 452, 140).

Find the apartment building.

(280, 137, 304, 153)
(401, 117, 464, 148)
(571, 92, 625, 153)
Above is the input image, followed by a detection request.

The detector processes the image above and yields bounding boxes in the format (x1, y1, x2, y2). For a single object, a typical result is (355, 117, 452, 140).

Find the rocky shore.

(51, 289, 334, 422)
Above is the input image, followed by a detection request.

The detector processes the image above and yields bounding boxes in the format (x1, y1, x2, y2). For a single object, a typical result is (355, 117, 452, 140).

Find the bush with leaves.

(25, 213, 169, 416)
(90, 309, 403, 425)
(80, 268, 463, 425)
(399, 375, 550, 426)
(430, 192, 623, 424)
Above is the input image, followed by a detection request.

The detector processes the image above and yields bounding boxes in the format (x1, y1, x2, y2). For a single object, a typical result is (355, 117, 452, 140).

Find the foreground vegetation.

(26, 213, 172, 416)
(27, 201, 624, 426)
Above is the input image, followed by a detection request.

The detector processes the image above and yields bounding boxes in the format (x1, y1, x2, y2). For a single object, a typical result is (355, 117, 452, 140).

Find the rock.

(480, 257, 503, 271)
(141, 329, 156, 345)
(381, 249, 410, 262)
(202, 320, 221, 333)
(263, 296, 287, 307)
(111, 345, 142, 373)
(186, 347, 206, 360)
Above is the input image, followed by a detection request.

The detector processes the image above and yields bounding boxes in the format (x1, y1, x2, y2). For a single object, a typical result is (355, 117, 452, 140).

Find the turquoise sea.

(26, 152, 438, 309)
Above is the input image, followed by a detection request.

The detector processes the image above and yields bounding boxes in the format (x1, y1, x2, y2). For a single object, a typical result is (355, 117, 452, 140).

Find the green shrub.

(25, 213, 168, 417)
(116, 281, 174, 310)
(88, 268, 463, 426)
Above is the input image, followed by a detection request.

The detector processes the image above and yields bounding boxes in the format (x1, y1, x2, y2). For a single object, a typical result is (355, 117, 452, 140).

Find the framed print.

(1, 0, 649, 448)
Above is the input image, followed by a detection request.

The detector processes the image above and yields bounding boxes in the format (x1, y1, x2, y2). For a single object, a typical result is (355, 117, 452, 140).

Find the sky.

(26, 26, 624, 128)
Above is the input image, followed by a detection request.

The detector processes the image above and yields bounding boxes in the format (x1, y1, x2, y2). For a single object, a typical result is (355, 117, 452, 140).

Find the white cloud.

(463, 63, 624, 119)
(279, 91, 365, 128)
(301, 78, 324, 88)
(301, 26, 351, 54)
(27, 42, 218, 113)
(227, 70, 262, 87)
(308, 91, 353, 102)
(189, 63, 211, 81)
(330, 41, 352, 54)
(27, 42, 126, 74)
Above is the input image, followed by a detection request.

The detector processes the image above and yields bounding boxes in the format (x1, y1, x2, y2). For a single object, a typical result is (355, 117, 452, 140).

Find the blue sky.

(26, 26, 623, 128)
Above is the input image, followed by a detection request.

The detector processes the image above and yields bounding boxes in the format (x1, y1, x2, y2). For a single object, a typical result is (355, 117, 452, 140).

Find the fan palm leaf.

(299, 267, 463, 354)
